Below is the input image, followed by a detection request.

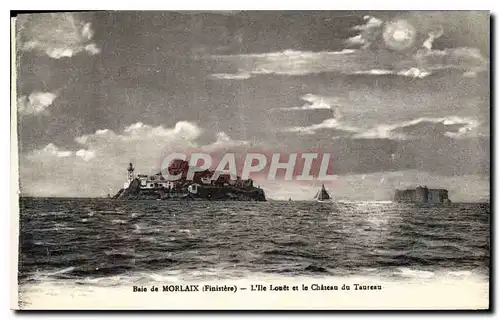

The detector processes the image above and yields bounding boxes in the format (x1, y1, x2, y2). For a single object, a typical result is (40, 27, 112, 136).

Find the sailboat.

(314, 184, 332, 202)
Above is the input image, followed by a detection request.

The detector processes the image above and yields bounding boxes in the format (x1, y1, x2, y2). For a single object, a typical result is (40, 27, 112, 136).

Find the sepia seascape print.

(13, 11, 490, 310)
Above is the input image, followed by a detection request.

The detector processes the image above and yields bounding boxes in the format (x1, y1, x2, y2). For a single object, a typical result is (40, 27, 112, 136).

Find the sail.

(317, 184, 331, 201)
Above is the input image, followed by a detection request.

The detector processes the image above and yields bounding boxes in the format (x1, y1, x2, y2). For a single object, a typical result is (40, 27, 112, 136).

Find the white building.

(123, 164, 175, 190)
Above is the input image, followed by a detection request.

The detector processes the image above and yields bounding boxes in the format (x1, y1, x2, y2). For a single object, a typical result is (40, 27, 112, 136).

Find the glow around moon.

(382, 20, 416, 51)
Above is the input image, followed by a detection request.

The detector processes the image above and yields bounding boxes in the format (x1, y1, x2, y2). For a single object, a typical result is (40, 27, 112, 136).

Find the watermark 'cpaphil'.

(159, 149, 336, 183)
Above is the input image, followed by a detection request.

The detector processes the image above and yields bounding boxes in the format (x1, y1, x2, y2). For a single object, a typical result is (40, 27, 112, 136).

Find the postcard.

(11, 10, 490, 310)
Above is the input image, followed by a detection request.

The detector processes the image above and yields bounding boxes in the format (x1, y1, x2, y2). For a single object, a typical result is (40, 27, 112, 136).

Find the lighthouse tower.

(124, 163, 135, 188)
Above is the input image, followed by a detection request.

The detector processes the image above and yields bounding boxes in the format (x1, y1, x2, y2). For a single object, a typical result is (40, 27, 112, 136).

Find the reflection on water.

(18, 199, 489, 280)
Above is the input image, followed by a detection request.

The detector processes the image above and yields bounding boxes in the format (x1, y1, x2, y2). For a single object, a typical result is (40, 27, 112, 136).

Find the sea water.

(16, 198, 490, 309)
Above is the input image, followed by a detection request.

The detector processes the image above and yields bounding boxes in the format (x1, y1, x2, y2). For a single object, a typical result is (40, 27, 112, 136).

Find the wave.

(397, 267, 435, 279)
(111, 219, 128, 225)
(18, 199, 490, 302)
(46, 266, 76, 276)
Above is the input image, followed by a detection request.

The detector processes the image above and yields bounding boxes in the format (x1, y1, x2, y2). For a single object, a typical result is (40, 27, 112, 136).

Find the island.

(112, 161, 266, 201)
(394, 186, 451, 204)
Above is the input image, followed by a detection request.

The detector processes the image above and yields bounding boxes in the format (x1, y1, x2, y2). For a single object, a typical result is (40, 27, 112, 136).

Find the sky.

(15, 11, 490, 201)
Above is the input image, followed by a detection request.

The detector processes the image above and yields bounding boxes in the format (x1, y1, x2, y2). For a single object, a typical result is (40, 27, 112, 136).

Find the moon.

(382, 20, 416, 51)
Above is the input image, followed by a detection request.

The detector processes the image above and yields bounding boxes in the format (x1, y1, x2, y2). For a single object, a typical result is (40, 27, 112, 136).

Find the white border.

(1, 0, 496, 10)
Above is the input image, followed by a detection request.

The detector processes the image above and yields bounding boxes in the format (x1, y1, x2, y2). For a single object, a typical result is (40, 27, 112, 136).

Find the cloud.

(354, 16, 384, 31)
(76, 149, 96, 161)
(345, 34, 367, 48)
(284, 118, 360, 136)
(122, 121, 201, 140)
(84, 43, 101, 55)
(463, 71, 479, 78)
(21, 121, 203, 196)
(347, 12, 480, 53)
(210, 71, 252, 80)
(422, 27, 444, 50)
(351, 69, 395, 76)
(208, 13, 487, 79)
(25, 143, 73, 161)
(346, 13, 488, 74)
(208, 49, 358, 77)
(397, 68, 431, 78)
(17, 13, 100, 59)
(354, 116, 480, 140)
(20, 121, 253, 197)
(273, 94, 343, 113)
(282, 115, 480, 141)
(74, 121, 202, 147)
(208, 46, 486, 79)
(203, 131, 249, 151)
(349, 15, 384, 50)
(415, 47, 488, 74)
(351, 67, 432, 78)
(30, 121, 204, 163)
(18, 91, 58, 115)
